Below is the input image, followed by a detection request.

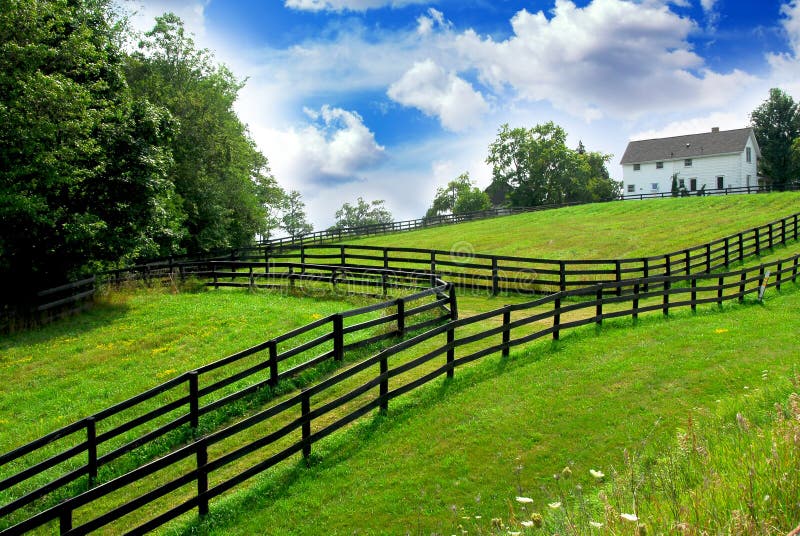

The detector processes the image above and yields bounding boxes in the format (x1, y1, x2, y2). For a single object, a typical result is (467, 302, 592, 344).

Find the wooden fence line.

(262, 210, 800, 296)
(255, 185, 797, 250)
(0, 266, 453, 528)
(2, 250, 799, 535)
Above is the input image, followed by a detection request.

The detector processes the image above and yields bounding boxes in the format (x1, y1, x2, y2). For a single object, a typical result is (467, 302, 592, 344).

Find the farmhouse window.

(746, 147, 752, 163)
(651, 183, 659, 191)
(627, 184, 635, 193)
(656, 161, 663, 169)
(633, 164, 641, 171)
(684, 158, 692, 167)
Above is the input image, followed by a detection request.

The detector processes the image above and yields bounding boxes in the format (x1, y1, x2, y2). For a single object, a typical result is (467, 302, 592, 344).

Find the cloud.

(766, 0, 800, 96)
(118, 0, 209, 38)
(388, 59, 489, 131)
(417, 8, 451, 36)
(630, 111, 751, 141)
(452, 0, 756, 121)
(254, 106, 385, 189)
(284, 0, 429, 12)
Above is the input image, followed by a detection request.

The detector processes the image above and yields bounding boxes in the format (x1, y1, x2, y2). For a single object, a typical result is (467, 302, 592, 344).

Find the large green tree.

(125, 13, 283, 253)
(425, 173, 491, 218)
(280, 190, 313, 239)
(750, 88, 800, 188)
(0, 0, 182, 302)
(332, 197, 393, 229)
(486, 122, 618, 206)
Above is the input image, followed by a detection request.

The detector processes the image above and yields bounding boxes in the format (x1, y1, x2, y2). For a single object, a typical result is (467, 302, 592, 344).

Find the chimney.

(711, 127, 720, 133)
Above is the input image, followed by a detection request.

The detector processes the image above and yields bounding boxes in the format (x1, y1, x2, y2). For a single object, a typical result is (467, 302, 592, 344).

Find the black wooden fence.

(264, 211, 800, 296)
(2, 249, 798, 535)
(0, 266, 454, 531)
(257, 185, 797, 250)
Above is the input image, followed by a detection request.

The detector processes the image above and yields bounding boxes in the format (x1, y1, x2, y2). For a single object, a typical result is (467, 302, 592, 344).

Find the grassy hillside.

(177, 285, 800, 535)
(0, 287, 379, 450)
(345, 193, 800, 259)
(3, 194, 799, 533)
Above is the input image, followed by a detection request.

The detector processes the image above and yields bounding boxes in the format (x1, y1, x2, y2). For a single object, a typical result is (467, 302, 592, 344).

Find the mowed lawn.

(176, 284, 800, 536)
(0, 287, 378, 450)
(346, 193, 800, 259)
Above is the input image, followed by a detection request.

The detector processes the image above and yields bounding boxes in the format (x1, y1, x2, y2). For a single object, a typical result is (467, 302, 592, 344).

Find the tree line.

(0, 2, 311, 304)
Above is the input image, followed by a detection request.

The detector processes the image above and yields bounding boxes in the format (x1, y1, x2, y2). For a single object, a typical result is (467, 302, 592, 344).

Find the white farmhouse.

(620, 127, 760, 195)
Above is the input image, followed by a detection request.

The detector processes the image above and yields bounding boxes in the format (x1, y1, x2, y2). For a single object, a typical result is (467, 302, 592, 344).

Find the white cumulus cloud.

(253, 106, 385, 190)
(453, 0, 756, 120)
(388, 59, 489, 131)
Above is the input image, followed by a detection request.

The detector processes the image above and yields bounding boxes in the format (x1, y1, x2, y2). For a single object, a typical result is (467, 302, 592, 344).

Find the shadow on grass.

(0, 299, 132, 349)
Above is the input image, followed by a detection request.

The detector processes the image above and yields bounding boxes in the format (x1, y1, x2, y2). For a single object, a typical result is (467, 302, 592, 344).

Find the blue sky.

(124, 0, 800, 229)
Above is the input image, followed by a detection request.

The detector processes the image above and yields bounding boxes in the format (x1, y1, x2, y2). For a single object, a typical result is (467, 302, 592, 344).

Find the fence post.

(781, 218, 787, 245)
(189, 371, 199, 430)
(553, 294, 561, 341)
(705, 244, 711, 273)
(301, 390, 311, 462)
(59, 509, 73, 534)
(381, 272, 388, 296)
(340, 246, 346, 266)
(662, 277, 670, 316)
(776, 262, 783, 291)
(769, 223, 774, 250)
(448, 284, 458, 320)
(739, 271, 747, 302)
(396, 298, 405, 337)
(691, 277, 697, 312)
(559, 261, 566, 293)
(502, 307, 511, 358)
(795, 214, 798, 242)
(249, 266, 254, 290)
(735, 232, 743, 262)
(642, 258, 649, 292)
(717, 276, 724, 306)
(212, 264, 218, 290)
(615, 261, 622, 296)
(632, 282, 640, 321)
(755, 228, 761, 256)
(492, 257, 499, 296)
(380, 355, 389, 411)
(446, 325, 455, 378)
(268, 341, 279, 387)
(684, 249, 691, 275)
(197, 441, 209, 517)
(333, 314, 344, 361)
(724, 237, 730, 267)
(300, 246, 306, 274)
(430, 251, 437, 288)
(383, 248, 389, 269)
(794, 255, 799, 283)
(595, 287, 603, 325)
(86, 417, 97, 487)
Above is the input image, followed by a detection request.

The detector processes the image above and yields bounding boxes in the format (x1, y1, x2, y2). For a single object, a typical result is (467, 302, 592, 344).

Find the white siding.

(623, 143, 759, 195)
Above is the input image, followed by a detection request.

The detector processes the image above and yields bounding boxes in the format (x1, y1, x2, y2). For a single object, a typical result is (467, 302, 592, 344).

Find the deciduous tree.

(425, 173, 491, 218)
(332, 197, 393, 229)
(750, 88, 800, 188)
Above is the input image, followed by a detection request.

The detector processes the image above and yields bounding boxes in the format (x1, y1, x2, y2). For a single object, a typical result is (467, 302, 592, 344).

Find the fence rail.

(3, 248, 798, 534)
(255, 185, 796, 250)
(264, 211, 800, 296)
(0, 265, 454, 530)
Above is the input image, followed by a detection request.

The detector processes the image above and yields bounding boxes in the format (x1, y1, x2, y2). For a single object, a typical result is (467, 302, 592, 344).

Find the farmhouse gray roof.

(620, 127, 756, 165)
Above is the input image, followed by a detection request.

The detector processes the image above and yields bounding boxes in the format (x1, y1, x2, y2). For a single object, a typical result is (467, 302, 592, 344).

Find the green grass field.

(2, 194, 799, 534)
(0, 286, 380, 450)
(174, 286, 800, 536)
(346, 193, 800, 259)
